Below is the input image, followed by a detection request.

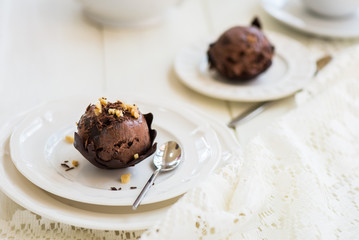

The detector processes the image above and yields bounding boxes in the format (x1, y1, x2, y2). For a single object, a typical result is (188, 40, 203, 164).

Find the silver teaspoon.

(227, 55, 332, 128)
(132, 141, 182, 210)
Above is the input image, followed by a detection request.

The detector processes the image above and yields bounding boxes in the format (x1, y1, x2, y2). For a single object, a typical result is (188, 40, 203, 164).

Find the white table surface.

(1, 0, 359, 237)
(1, 0, 358, 146)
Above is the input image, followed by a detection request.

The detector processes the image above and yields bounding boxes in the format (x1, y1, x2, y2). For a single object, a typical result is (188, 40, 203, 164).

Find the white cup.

(302, 0, 359, 18)
(78, 0, 179, 27)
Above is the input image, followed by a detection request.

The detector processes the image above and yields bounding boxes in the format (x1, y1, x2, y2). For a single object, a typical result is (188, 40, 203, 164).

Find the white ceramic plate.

(9, 97, 222, 206)
(174, 31, 315, 102)
(0, 108, 240, 231)
(261, 0, 359, 38)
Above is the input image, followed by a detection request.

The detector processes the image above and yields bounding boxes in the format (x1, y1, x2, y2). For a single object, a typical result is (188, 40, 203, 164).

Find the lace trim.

(141, 51, 359, 239)
(0, 197, 144, 239)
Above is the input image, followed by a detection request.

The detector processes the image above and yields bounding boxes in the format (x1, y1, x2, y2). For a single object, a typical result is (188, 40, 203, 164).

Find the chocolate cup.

(74, 113, 157, 169)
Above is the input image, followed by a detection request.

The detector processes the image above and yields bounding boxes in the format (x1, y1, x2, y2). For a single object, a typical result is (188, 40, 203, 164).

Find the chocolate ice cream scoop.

(207, 17, 275, 81)
(74, 98, 157, 169)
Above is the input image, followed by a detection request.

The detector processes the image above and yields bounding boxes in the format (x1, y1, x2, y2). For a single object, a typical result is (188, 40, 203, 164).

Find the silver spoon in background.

(227, 55, 333, 128)
(132, 141, 182, 210)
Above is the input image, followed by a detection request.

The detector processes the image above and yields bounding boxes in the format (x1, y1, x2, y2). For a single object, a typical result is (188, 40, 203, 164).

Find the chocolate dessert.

(207, 17, 275, 81)
(74, 98, 157, 169)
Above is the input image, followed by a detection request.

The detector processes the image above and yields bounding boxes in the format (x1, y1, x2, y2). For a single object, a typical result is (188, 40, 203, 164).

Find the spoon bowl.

(153, 141, 182, 171)
(133, 141, 182, 210)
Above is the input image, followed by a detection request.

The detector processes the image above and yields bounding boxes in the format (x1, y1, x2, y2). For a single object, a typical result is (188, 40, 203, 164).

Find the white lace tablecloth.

(139, 46, 359, 239)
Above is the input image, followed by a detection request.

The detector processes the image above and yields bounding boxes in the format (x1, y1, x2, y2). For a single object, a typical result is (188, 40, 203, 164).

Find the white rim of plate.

(261, 0, 359, 38)
(0, 106, 240, 231)
(9, 96, 223, 206)
(174, 31, 316, 102)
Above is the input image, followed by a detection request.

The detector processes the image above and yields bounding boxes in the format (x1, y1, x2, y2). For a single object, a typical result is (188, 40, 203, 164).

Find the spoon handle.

(132, 168, 161, 210)
(226, 55, 332, 128)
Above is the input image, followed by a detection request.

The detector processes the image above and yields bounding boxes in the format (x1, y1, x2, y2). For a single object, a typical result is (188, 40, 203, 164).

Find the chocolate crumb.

(61, 163, 70, 168)
(65, 167, 75, 171)
(64, 160, 69, 163)
(130, 187, 137, 189)
(110, 187, 117, 191)
(118, 187, 122, 190)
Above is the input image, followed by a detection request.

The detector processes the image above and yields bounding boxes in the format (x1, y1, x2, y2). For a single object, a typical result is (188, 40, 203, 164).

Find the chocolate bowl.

(74, 99, 157, 169)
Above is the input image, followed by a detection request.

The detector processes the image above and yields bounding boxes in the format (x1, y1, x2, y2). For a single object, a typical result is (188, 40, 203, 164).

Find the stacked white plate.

(0, 96, 240, 230)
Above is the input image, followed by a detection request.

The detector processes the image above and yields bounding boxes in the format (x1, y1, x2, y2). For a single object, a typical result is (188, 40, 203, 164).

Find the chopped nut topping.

(95, 102, 102, 109)
(120, 103, 128, 111)
(72, 160, 79, 167)
(129, 104, 138, 112)
(134, 153, 139, 160)
(133, 111, 140, 119)
(130, 107, 140, 118)
(65, 135, 74, 144)
(94, 102, 102, 116)
(120, 173, 131, 184)
(95, 98, 140, 119)
(94, 109, 101, 116)
(115, 109, 123, 117)
(108, 108, 115, 115)
(108, 108, 124, 118)
(99, 97, 108, 105)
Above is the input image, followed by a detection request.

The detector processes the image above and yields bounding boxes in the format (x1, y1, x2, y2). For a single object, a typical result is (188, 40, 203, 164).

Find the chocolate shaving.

(251, 16, 261, 29)
(65, 167, 74, 171)
(130, 187, 137, 189)
(61, 163, 70, 168)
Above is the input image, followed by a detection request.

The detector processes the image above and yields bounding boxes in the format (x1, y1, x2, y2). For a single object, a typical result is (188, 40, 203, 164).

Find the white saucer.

(261, 0, 359, 38)
(174, 31, 315, 102)
(9, 97, 222, 206)
(0, 106, 240, 231)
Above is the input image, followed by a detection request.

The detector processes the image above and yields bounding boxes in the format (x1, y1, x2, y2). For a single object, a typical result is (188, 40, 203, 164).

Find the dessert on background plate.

(174, 16, 315, 102)
(74, 98, 157, 169)
(207, 17, 275, 81)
